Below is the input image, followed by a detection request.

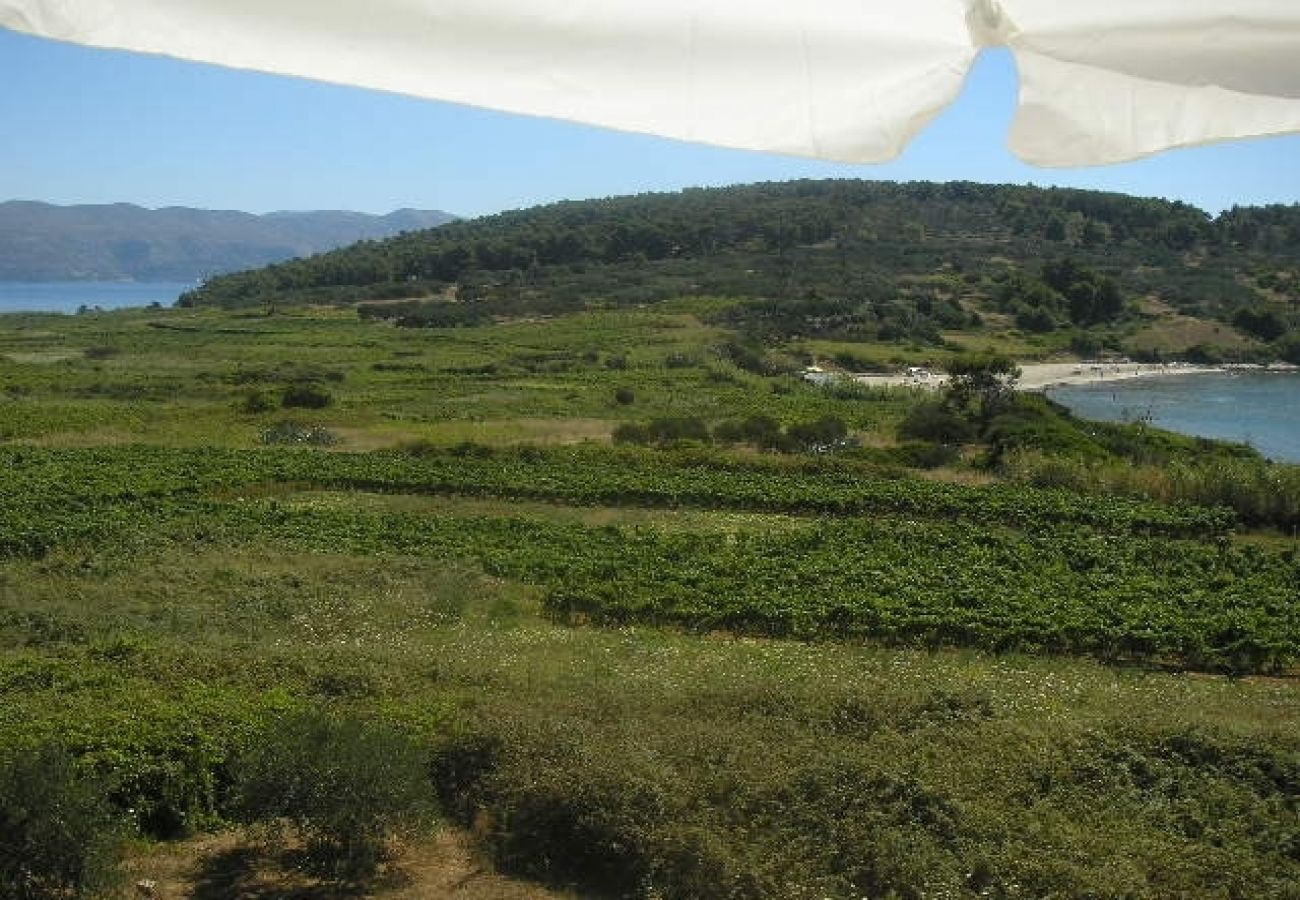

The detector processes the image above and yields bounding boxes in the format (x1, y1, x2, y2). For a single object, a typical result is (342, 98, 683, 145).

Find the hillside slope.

(0, 201, 456, 281)
(180, 179, 1300, 361)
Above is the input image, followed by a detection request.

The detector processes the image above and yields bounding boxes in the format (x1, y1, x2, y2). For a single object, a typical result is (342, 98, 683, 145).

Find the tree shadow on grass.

(191, 845, 410, 900)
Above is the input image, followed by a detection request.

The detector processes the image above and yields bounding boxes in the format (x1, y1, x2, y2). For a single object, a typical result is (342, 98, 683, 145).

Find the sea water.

(1048, 372, 1300, 463)
(0, 281, 191, 314)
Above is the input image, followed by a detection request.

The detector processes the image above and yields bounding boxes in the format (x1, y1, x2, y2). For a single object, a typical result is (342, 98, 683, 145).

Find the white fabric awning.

(2, 0, 1298, 166)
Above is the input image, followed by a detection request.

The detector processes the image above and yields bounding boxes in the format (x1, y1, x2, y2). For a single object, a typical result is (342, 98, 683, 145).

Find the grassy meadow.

(1, 302, 1297, 899)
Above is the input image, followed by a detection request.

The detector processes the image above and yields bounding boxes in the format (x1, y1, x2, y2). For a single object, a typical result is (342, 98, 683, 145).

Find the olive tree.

(943, 353, 1021, 422)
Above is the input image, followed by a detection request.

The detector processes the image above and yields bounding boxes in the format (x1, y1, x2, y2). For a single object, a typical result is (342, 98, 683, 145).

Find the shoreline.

(1021, 362, 1216, 392)
(836, 362, 1298, 392)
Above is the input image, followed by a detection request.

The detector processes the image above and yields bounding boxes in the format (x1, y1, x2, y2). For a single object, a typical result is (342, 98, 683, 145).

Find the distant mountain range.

(0, 201, 457, 282)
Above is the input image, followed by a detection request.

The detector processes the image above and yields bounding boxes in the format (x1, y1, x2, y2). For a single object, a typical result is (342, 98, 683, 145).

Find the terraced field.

(1, 303, 1296, 899)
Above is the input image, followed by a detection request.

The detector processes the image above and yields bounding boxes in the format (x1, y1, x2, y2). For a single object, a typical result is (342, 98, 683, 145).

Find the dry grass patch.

(1127, 316, 1256, 355)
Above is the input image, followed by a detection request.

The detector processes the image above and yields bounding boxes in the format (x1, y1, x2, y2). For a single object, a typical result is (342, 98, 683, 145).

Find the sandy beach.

(1017, 361, 1222, 391)
(838, 361, 1295, 392)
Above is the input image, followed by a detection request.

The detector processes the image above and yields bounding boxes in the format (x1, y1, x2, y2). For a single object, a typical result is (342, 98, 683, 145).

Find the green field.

(1, 302, 1297, 899)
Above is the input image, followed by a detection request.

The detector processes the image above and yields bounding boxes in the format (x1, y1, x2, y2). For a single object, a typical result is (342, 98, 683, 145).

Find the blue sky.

(2, 26, 1298, 219)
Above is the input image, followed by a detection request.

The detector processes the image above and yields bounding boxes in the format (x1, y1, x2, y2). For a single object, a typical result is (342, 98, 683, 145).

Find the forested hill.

(0, 201, 457, 282)
(182, 180, 1300, 359)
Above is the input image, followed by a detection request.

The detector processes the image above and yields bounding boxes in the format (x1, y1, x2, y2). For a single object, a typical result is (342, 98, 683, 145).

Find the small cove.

(1049, 371, 1300, 463)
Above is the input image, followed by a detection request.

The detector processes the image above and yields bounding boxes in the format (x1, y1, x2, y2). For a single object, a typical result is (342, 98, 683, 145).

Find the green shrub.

(1232, 308, 1286, 341)
(490, 770, 664, 896)
(449, 440, 496, 459)
(238, 389, 276, 414)
(714, 340, 797, 377)
(1185, 343, 1224, 365)
(832, 349, 889, 371)
(1275, 332, 1300, 365)
(1014, 305, 1059, 333)
(784, 415, 850, 452)
(614, 387, 636, 405)
(713, 415, 782, 450)
(1005, 451, 1300, 531)
(445, 725, 969, 900)
(894, 441, 962, 469)
(0, 746, 125, 900)
(82, 345, 121, 360)
(613, 417, 711, 447)
(281, 382, 334, 409)
(230, 711, 435, 881)
(612, 423, 650, 445)
(897, 401, 975, 445)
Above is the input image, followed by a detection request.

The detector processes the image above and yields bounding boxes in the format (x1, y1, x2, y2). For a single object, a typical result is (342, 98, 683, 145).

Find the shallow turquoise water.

(0, 281, 190, 314)
(1049, 372, 1300, 463)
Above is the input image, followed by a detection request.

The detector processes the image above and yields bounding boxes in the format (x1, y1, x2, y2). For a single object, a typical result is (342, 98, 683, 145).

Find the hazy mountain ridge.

(0, 201, 457, 281)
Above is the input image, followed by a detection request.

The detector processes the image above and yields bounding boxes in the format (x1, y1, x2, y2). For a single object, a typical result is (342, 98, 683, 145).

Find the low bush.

(897, 400, 976, 445)
(613, 417, 711, 447)
(229, 711, 435, 881)
(984, 404, 1108, 463)
(437, 724, 973, 900)
(238, 389, 276, 414)
(784, 415, 850, 452)
(663, 351, 701, 369)
(281, 382, 334, 409)
(712, 414, 783, 449)
(448, 440, 496, 459)
(82, 345, 121, 360)
(1004, 450, 1300, 530)
(894, 441, 962, 469)
(0, 746, 125, 900)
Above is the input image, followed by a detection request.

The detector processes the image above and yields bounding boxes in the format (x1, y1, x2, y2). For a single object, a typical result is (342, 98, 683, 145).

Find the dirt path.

(124, 829, 575, 900)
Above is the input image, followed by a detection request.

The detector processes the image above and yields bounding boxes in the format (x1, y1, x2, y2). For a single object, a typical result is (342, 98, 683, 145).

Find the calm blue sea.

(0, 281, 191, 314)
(1049, 372, 1300, 463)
